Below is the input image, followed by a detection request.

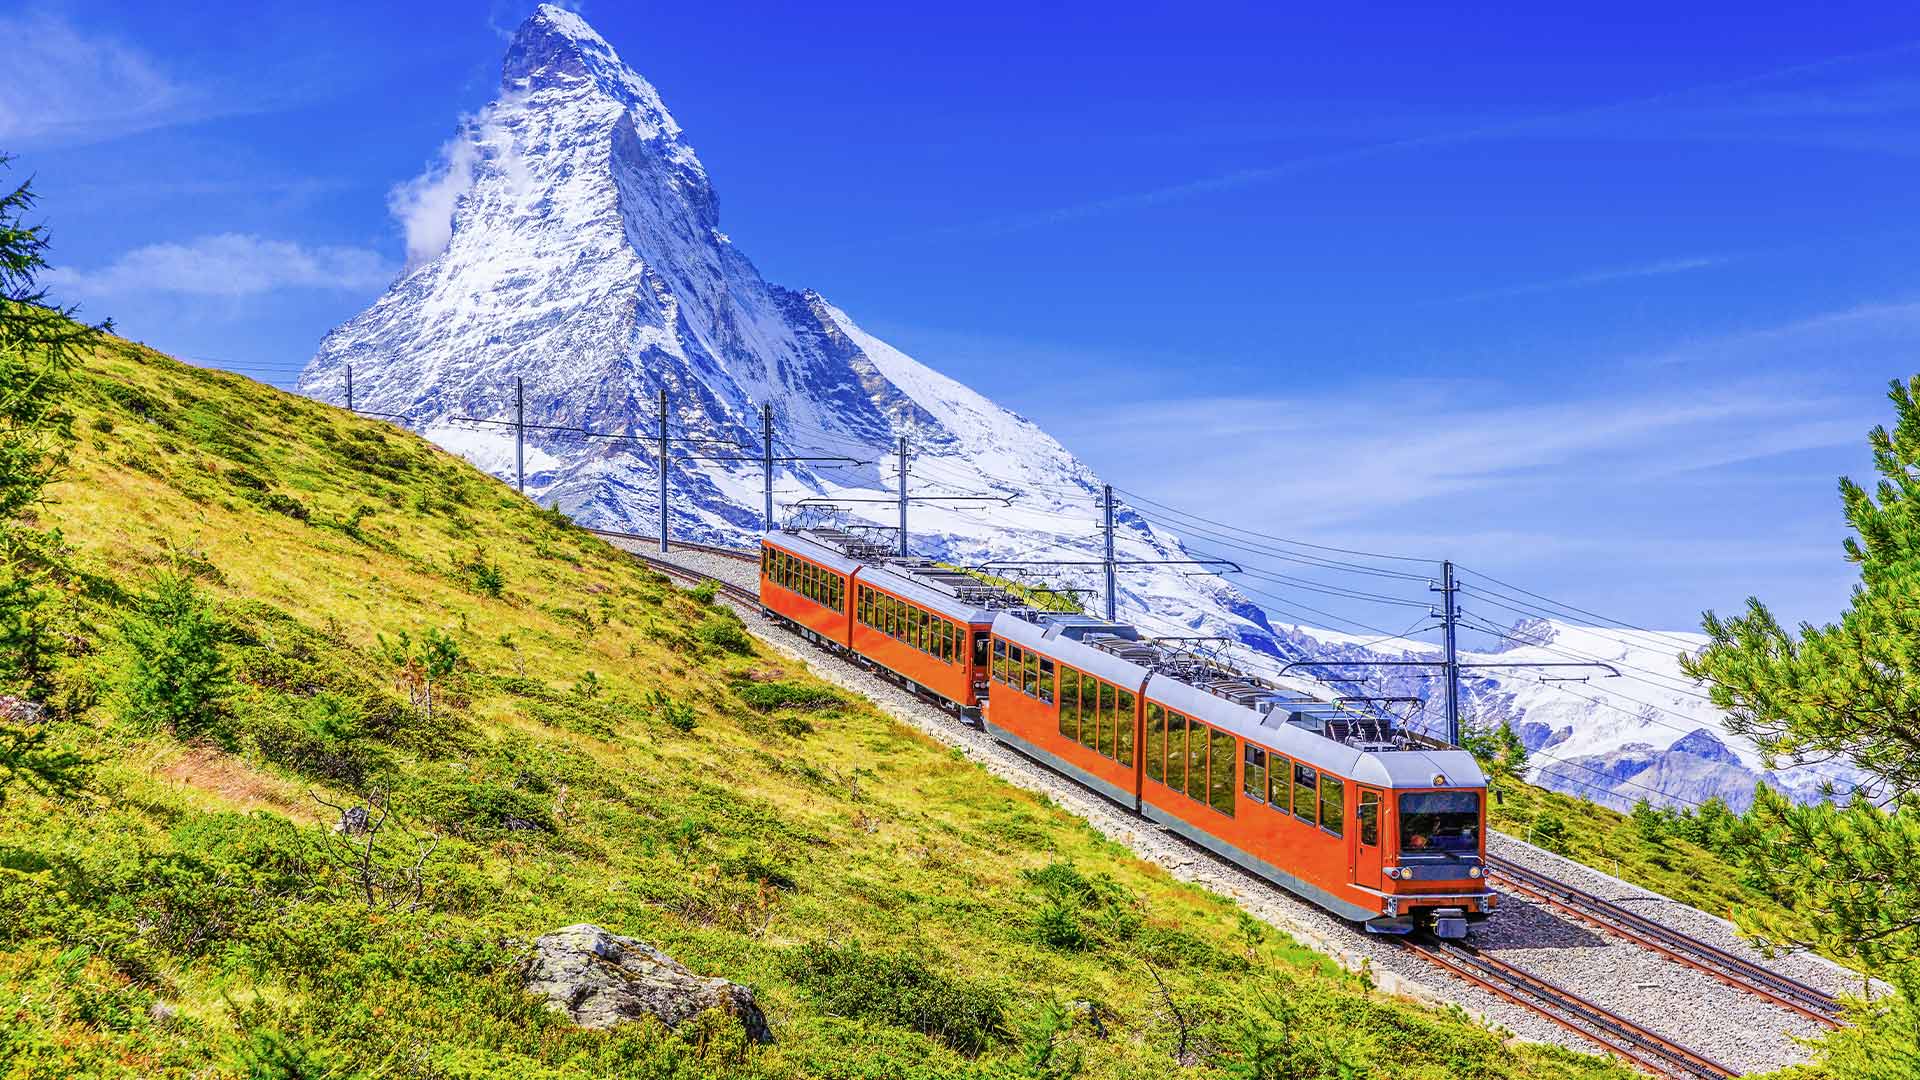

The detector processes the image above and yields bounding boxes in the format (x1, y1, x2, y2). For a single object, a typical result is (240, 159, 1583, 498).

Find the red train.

(759, 528, 1497, 937)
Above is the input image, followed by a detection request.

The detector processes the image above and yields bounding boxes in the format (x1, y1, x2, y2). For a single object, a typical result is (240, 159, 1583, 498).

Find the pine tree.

(0, 152, 100, 803)
(1684, 376, 1920, 1073)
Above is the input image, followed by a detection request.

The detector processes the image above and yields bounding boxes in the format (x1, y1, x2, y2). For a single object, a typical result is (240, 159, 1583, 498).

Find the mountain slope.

(2, 328, 1629, 1077)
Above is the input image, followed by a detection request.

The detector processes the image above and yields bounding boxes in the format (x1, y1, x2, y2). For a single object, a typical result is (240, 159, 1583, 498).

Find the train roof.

(767, 528, 1483, 789)
(764, 529, 1009, 624)
(992, 606, 1484, 788)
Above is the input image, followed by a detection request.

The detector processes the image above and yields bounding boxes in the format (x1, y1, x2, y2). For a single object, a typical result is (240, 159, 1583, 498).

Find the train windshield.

(1398, 791, 1480, 854)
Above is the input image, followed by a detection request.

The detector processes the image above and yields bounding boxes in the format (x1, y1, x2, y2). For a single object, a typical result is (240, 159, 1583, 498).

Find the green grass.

(1486, 780, 1821, 953)
(0, 333, 1634, 1079)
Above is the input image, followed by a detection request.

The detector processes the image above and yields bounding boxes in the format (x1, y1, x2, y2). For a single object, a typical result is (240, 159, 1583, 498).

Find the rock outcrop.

(521, 924, 771, 1041)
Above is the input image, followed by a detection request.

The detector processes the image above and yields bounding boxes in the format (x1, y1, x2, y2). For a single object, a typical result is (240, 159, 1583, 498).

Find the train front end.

(1355, 750, 1499, 938)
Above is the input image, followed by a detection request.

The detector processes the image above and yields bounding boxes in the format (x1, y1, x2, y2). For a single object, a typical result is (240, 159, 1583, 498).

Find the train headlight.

(1468, 866, 1482, 878)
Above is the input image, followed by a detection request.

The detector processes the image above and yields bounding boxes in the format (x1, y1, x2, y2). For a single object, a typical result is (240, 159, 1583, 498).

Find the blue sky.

(6, 0, 1919, 632)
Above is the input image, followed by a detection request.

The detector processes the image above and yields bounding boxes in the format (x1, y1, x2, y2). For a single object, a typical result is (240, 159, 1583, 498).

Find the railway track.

(1402, 936, 1737, 1080)
(1487, 855, 1842, 1027)
(582, 528, 759, 563)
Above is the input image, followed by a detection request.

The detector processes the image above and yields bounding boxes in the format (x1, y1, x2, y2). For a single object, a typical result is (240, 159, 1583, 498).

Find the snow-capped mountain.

(299, 5, 1825, 813)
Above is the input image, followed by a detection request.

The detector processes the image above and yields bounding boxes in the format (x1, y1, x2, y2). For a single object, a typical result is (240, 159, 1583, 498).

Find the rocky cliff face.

(299, 5, 1840, 811)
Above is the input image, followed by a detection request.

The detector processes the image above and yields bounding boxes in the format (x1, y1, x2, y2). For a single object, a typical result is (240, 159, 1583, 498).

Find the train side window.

(1059, 667, 1078, 739)
(1186, 719, 1209, 803)
(1293, 763, 1318, 827)
(992, 638, 1006, 682)
(1320, 776, 1344, 837)
(1145, 703, 1165, 783)
(1038, 657, 1055, 705)
(1358, 790, 1379, 846)
(1244, 745, 1266, 803)
(1268, 756, 1287, 807)
(1208, 729, 1235, 815)
(1077, 681, 1099, 751)
(1114, 688, 1134, 766)
(1093, 681, 1112, 758)
(1165, 713, 1186, 791)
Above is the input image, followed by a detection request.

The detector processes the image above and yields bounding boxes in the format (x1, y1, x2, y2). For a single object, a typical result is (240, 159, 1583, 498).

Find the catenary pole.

(657, 387, 669, 554)
(896, 431, 909, 556)
(1434, 559, 1461, 745)
(514, 376, 525, 494)
(345, 365, 354, 412)
(1103, 484, 1117, 621)
(762, 404, 774, 533)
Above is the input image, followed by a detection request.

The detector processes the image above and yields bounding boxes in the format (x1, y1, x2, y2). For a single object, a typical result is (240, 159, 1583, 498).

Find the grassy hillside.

(0, 332, 1632, 1079)
(1487, 777, 1822, 955)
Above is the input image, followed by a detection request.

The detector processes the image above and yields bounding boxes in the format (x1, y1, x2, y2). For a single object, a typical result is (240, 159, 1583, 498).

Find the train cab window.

(1038, 658, 1056, 705)
(1293, 763, 1318, 827)
(973, 631, 989, 669)
(1398, 791, 1481, 853)
(1208, 729, 1235, 816)
(1358, 791, 1380, 846)
(1145, 703, 1166, 784)
(1114, 689, 1134, 766)
(1185, 719, 1209, 803)
(1243, 746, 1267, 803)
(1320, 777, 1344, 837)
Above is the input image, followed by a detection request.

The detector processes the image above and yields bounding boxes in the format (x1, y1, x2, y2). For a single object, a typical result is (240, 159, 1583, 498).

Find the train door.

(1353, 788, 1384, 890)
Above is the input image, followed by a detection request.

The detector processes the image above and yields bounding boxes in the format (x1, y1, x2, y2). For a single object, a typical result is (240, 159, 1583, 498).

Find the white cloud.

(387, 94, 532, 269)
(45, 234, 395, 298)
(1440, 255, 1729, 303)
(388, 133, 480, 268)
(0, 11, 199, 145)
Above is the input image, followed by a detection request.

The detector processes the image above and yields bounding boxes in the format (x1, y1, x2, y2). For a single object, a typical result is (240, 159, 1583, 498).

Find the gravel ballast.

(614, 539, 1846, 1072)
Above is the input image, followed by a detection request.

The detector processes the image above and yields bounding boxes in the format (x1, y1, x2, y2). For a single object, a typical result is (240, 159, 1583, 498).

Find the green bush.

(411, 768, 555, 836)
(689, 579, 719, 604)
(119, 573, 232, 743)
(784, 940, 1008, 1055)
(694, 615, 753, 655)
(734, 681, 844, 712)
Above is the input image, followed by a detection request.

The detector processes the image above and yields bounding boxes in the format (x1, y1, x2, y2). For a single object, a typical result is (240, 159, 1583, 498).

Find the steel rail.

(1404, 938, 1737, 1080)
(1486, 855, 1842, 1027)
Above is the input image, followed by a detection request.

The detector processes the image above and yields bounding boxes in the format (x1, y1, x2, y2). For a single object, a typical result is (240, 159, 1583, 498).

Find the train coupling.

(1430, 908, 1469, 940)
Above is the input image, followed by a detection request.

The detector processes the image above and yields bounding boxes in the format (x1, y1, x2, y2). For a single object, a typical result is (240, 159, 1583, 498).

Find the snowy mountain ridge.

(299, 4, 1826, 813)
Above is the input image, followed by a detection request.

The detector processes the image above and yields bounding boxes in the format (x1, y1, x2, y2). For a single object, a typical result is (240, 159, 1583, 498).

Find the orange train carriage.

(759, 529, 1497, 937)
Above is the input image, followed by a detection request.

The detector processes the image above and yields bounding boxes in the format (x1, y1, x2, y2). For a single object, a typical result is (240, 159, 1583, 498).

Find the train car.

(1136, 672, 1494, 936)
(850, 561, 998, 713)
(980, 608, 1496, 938)
(982, 612, 1151, 810)
(759, 531, 857, 647)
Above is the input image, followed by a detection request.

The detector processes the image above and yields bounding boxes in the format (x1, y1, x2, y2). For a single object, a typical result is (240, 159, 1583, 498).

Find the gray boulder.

(0, 696, 46, 726)
(522, 924, 771, 1042)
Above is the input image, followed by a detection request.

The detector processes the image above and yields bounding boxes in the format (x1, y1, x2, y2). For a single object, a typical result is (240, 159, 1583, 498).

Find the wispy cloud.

(915, 38, 1920, 239)
(0, 10, 266, 147)
(1439, 255, 1730, 303)
(45, 234, 396, 298)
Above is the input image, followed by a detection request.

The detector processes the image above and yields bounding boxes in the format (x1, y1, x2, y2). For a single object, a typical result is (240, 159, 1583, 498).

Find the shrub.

(648, 690, 697, 733)
(689, 579, 719, 604)
(457, 547, 505, 598)
(784, 940, 1007, 1055)
(694, 615, 753, 655)
(119, 573, 232, 742)
(260, 492, 310, 521)
(734, 681, 844, 712)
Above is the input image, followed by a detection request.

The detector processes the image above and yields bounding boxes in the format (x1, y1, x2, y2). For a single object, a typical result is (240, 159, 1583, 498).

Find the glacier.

(298, 4, 1840, 813)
